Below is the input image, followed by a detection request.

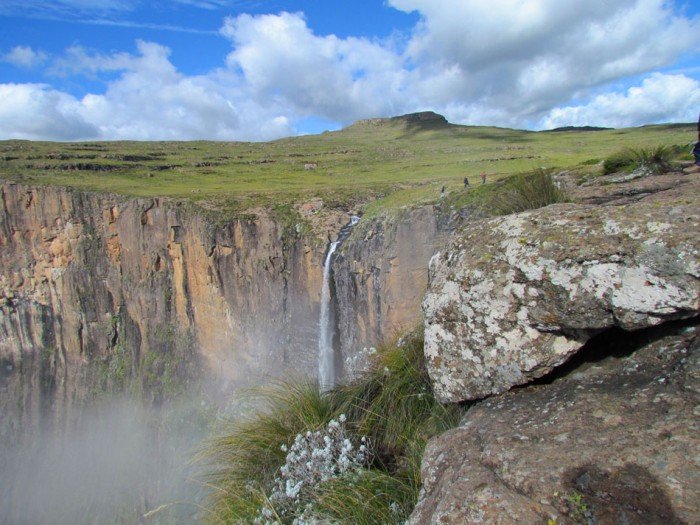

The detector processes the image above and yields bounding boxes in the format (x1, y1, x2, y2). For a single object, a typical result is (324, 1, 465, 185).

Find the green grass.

(603, 145, 676, 175)
(199, 331, 464, 524)
(1, 118, 694, 218)
(491, 169, 569, 215)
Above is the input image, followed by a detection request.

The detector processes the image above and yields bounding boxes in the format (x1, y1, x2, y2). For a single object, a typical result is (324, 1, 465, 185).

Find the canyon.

(1, 119, 697, 523)
(0, 181, 456, 439)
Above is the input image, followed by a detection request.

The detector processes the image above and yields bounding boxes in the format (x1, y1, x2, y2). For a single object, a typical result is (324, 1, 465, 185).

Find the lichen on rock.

(423, 174, 699, 403)
(410, 322, 700, 524)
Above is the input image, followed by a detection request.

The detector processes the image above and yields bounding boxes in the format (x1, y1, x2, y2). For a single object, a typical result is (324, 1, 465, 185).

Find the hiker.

(440, 185, 446, 198)
(480, 172, 486, 184)
(464, 176, 470, 187)
(685, 112, 700, 174)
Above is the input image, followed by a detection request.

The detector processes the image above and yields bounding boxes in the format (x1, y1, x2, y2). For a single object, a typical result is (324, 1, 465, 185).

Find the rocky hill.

(349, 111, 450, 129)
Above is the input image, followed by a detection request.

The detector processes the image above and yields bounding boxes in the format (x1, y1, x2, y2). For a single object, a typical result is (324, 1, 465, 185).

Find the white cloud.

(0, 84, 97, 140)
(542, 73, 700, 129)
(215, 4, 699, 129)
(77, 42, 294, 140)
(49, 45, 135, 76)
(1, 46, 48, 68)
(0, 41, 294, 141)
(221, 12, 409, 122)
(0, 1, 699, 140)
(388, 0, 700, 125)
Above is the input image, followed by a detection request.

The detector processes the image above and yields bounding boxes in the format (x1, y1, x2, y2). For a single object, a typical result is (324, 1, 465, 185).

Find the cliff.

(0, 181, 458, 438)
(0, 182, 339, 436)
(333, 206, 459, 375)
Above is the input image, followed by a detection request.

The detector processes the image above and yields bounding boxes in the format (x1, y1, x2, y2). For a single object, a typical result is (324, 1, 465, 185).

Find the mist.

(0, 395, 213, 524)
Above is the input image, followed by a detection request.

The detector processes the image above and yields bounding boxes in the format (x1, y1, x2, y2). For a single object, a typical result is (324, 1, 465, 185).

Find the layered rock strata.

(0, 183, 334, 435)
(0, 181, 456, 436)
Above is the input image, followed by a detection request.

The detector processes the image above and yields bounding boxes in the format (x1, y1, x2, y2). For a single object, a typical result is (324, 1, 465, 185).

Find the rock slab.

(423, 177, 699, 403)
(410, 322, 700, 524)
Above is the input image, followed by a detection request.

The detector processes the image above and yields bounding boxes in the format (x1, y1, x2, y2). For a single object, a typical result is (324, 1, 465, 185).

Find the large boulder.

(423, 175, 699, 403)
(409, 322, 699, 524)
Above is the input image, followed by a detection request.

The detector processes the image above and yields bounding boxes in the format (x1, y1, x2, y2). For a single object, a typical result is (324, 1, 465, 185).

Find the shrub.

(199, 331, 463, 524)
(493, 169, 568, 215)
(603, 145, 674, 175)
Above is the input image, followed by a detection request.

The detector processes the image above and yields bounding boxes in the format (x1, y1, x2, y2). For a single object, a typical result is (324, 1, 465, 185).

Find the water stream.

(318, 215, 359, 391)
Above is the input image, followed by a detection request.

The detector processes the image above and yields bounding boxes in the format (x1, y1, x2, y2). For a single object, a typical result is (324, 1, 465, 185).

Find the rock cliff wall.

(0, 182, 338, 436)
(333, 206, 457, 376)
(0, 182, 455, 437)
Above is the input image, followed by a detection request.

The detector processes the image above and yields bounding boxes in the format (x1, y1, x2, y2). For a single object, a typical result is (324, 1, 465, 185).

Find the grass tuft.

(603, 145, 674, 175)
(198, 331, 464, 524)
(492, 168, 568, 215)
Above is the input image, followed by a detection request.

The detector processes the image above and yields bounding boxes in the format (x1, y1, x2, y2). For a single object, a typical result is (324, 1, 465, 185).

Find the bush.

(199, 331, 464, 524)
(493, 169, 568, 215)
(603, 145, 674, 175)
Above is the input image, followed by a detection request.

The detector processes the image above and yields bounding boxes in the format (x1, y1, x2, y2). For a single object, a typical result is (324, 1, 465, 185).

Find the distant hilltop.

(349, 111, 449, 129)
(543, 125, 612, 132)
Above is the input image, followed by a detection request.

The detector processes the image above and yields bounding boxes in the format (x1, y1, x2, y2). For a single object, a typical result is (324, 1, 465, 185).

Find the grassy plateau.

(0, 113, 694, 218)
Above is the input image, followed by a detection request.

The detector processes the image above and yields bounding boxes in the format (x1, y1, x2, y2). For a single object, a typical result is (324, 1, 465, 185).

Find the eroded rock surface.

(333, 205, 465, 377)
(0, 182, 342, 436)
(410, 322, 699, 524)
(0, 181, 461, 437)
(423, 173, 699, 403)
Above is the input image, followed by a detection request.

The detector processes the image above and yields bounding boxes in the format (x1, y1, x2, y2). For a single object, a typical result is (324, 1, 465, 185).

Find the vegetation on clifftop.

(602, 145, 677, 175)
(200, 331, 464, 524)
(0, 117, 693, 218)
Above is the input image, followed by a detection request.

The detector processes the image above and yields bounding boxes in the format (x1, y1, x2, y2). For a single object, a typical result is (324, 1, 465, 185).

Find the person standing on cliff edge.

(684, 112, 700, 174)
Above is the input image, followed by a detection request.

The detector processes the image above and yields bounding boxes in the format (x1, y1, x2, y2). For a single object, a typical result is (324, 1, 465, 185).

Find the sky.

(0, 0, 698, 141)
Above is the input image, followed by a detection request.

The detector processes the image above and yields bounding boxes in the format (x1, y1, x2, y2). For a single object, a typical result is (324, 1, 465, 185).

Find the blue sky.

(0, 0, 698, 141)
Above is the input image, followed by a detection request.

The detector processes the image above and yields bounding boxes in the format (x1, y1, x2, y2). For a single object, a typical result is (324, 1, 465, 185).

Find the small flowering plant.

(255, 414, 371, 524)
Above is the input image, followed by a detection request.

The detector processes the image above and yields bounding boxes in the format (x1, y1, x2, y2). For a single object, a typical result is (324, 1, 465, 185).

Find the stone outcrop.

(412, 170, 700, 523)
(410, 320, 699, 524)
(423, 173, 699, 403)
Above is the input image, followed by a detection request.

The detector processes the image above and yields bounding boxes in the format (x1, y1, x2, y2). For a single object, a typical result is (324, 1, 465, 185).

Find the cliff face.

(333, 206, 458, 376)
(0, 182, 337, 436)
(0, 182, 456, 437)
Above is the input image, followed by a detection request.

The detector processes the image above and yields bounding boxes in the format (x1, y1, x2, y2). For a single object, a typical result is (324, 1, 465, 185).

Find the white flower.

(266, 417, 373, 520)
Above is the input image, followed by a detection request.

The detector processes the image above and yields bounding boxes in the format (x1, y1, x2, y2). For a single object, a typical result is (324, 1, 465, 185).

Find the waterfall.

(318, 215, 359, 391)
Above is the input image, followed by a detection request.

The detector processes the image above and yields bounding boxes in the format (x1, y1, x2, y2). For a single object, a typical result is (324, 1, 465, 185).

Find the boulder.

(423, 175, 699, 403)
(409, 322, 700, 524)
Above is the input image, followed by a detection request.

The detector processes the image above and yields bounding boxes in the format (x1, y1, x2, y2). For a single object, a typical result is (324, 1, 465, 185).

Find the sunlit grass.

(492, 169, 569, 215)
(1, 120, 693, 217)
(603, 145, 676, 175)
(198, 331, 464, 524)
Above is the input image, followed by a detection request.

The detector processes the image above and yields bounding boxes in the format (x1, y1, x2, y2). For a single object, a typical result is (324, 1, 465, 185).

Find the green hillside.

(0, 112, 694, 216)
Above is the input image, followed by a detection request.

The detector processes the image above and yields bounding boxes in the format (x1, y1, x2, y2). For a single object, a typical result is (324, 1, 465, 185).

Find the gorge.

(0, 117, 697, 523)
(0, 180, 459, 439)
